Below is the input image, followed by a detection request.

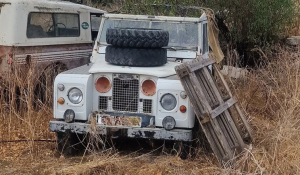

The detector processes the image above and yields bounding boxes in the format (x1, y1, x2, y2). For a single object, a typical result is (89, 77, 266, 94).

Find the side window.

(54, 14, 80, 37)
(27, 13, 80, 38)
(202, 23, 209, 54)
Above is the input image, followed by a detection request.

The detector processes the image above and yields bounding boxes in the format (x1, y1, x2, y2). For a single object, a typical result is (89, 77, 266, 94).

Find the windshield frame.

(97, 17, 201, 49)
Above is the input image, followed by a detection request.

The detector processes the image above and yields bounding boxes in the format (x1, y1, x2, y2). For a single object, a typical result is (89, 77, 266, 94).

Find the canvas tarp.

(206, 11, 224, 63)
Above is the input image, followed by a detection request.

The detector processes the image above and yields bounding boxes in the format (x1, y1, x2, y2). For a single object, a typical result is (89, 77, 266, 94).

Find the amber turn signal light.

(95, 76, 111, 93)
(57, 97, 65, 105)
(141, 79, 156, 96)
(180, 105, 186, 113)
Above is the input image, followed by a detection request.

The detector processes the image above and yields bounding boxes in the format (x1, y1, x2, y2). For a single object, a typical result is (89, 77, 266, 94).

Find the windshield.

(99, 19, 199, 47)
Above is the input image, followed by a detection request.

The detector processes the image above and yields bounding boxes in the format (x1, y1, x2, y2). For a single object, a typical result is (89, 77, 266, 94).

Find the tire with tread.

(105, 46, 167, 67)
(106, 28, 169, 48)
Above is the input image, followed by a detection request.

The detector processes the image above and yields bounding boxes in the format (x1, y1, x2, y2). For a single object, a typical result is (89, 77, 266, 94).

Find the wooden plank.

(175, 65, 205, 119)
(185, 63, 237, 161)
(188, 72, 212, 111)
(235, 104, 254, 140)
(178, 64, 235, 161)
(210, 98, 237, 119)
(216, 114, 236, 149)
(183, 76, 204, 119)
(213, 64, 233, 97)
(175, 64, 189, 78)
(200, 115, 210, 124)
(213, 64, 253, 141)
(202, 122, 226, 162)
(198, 66, 246, 150)
(175, 57, 253, 163)
(186, 57, 216, 72)
(209, 117, 234, 159)
(195, 69, 219, 108)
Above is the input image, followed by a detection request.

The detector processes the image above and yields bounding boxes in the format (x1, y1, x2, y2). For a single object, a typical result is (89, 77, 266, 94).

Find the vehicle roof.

(103, 13, 207, 22)
(0, 0, 106, 14)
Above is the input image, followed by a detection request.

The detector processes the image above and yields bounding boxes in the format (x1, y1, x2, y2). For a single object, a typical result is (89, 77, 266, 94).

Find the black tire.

(56, 132, 86, 156)
(105, 46, 167, 67)
(106, 28, 169, 48)
(173, 141, 191, 160)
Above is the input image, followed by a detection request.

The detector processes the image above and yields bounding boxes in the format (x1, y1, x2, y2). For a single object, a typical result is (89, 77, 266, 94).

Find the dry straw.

(1, 45, 300, 174)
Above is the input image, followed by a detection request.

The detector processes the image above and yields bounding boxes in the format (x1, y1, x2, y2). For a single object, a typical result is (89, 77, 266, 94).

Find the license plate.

(98, 116, 141, 127)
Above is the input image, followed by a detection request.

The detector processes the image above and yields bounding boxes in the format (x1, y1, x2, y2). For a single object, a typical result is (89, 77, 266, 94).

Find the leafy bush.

(121, 0, 296, 56)
(207, 0, 297, 47)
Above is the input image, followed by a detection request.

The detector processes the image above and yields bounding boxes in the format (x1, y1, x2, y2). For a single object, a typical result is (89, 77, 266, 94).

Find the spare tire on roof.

(105, 46, 167, 67)
(106, 28, 169, 48)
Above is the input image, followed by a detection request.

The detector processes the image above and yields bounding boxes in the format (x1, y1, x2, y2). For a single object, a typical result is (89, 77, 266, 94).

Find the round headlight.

(64, 109, 75, 123)
(162, 116, 176, 130)
(160, 93, 177, 111)
(68, 88, 83, 104)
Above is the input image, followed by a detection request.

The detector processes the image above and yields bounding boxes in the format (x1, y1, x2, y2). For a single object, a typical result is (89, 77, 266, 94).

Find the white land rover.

(50, 13, 210, 154)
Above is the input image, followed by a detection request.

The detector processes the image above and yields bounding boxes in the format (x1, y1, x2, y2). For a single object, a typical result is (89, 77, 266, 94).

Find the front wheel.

(173, 141, 191, 160)
(56, 132, 86, 156)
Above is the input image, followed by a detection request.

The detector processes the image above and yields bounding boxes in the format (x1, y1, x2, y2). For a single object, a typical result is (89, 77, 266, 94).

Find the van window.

(27, 13, 80, 38)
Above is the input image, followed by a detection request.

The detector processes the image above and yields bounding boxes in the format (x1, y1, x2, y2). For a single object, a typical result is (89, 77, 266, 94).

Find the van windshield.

(99, 19, 198, 47)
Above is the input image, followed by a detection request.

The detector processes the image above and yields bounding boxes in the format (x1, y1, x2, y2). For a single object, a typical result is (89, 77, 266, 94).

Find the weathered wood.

(213, 64, 233, 97)
(182, 76, 204, 119)
(186, 57, 216, 72)
(213, 64, 253, 141)
(175, 64, 189, 78)
(210, 98, 237, 119)
(235, 104, 254, 140)
(177, 64, 234, 162)
(200, 115, 210, 124)
(201, 65, 245, 150)
(202, 63, 247, 150)
(175, 56, 252, 164)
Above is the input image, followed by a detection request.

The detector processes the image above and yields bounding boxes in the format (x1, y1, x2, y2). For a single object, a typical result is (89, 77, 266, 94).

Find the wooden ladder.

(175, 56, 253, 163)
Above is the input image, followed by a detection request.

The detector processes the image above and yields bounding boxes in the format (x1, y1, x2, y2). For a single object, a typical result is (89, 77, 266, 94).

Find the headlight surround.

(68, 87, 83, 104)
(95, 76, 111, 93)
(160, 93, 177, 111)
(141, 79, 156, 96)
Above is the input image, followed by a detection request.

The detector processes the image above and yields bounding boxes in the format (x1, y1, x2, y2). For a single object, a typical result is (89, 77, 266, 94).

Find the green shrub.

(88, 0, 297, 62)
(207, 0, 297, 47)
(121, 0, 297, 46)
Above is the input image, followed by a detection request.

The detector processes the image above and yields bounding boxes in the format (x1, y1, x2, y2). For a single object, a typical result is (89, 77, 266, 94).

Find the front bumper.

(49, 121, 193, 141)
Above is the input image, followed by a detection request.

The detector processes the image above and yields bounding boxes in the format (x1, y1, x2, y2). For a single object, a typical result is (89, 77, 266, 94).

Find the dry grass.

(1, 45, 300, 174)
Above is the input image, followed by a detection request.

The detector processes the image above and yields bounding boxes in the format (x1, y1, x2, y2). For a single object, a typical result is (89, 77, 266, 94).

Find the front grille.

(112, 74, 139, 112)
(98, 96, 108, 110)
(143, 99, 152, 113)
